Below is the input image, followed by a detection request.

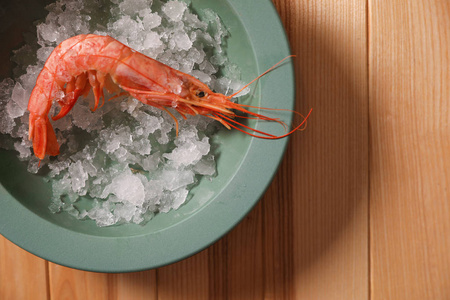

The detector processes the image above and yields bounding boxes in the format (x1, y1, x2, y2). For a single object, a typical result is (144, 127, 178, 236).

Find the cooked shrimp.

(28, 34, 311, 160)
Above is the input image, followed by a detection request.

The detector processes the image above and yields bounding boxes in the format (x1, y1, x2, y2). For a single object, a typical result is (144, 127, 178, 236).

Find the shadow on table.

(280, 2, 369, 294)
(115, 3, 369, 298)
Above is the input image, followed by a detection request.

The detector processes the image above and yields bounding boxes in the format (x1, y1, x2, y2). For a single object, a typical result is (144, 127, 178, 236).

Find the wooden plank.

(369, 1, 450, 299)
(206, 146, 289, 300)
(0, 235, 49, 300)
(207, 202, 264, 300)
(48, 263, 157, 299)
(108, 271, 157, 300)
(157, 201, 262, 300)
(49, 264, 108, 299)
(207, 238, 228, 300)
(273, 0, 370, 298)
(226, 203, 264, 300)
(260, 155, 294, 300)
(157, 249, 209, 300)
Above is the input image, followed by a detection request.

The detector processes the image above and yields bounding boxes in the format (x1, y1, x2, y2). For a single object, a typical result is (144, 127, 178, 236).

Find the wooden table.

(1, 0, 449, 299)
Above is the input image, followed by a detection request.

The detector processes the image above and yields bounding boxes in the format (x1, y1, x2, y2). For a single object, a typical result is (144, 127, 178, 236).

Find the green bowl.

(0, 0, 294, 272)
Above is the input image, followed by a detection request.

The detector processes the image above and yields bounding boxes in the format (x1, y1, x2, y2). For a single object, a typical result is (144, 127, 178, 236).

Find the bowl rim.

(0, 0, 295, 273)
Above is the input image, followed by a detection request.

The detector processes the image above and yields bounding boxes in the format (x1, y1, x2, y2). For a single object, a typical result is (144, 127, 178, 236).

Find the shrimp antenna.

(213, 108, 312, 139)
(228, 55, 295, 99)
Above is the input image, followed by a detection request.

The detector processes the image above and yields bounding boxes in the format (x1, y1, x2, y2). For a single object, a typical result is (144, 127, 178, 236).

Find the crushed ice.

(0, 0, 250, 226)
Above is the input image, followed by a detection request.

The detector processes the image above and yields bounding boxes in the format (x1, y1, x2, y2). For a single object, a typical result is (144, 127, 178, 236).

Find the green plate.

(0, 0, 294, 272)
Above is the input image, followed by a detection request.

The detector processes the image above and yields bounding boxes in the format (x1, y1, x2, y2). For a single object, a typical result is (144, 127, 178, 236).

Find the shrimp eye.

(196, 91, 205, 98)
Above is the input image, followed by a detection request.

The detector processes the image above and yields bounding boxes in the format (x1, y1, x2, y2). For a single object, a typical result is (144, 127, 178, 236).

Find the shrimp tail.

(29, 114, 60, 160)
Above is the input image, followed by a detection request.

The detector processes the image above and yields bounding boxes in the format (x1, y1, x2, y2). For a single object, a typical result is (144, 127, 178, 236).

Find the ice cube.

(48, 159, 71, 176)
(190, 70, 212, 84)
(143, 31, 163, 49)
(104, 134, 120, 153)
(109, 15, 144, 41)
(14, 141, 32, 159)
(162, 1, 187, 22)
(102, 171, 145, 206)
(48, 199, 63, 214)
(131, 138, 152, 156)
(6, 100, 23, 119)
(36, 46, 55, 63)
(0, 78, 14, 98)
(135, 111, 163, 137)
(69, 160, 88, 193)
(27, 158, 41, 174)
(119, 0, 152, 15)
(52, 174, 72, 199)
(210, 53, 227, 66)
(142, 152, 160, 171)
(114, 203, 137, 222)
(87, 202, 116, 227)
(187, 47, 205, 64)
(229, 80, 250, 97)
(202, 9, 227, 43)
(19, 65, 41, 91)
(158, 192, 173, 213)
(37, 22, 59, 43)
(193, 156, 216, 176)
(11, 82, 29, 112)
(144, 178, 164, 201)
(172, 188, 188, 209)
(164, 135, 210, 167)
(161, 169, 195, 191)
(199, 60, 217, 75)
(82, 160, 98, 177)
(174, 32, 193, 51)
(71, 101, 103, 132)
(184, 12, 208, 30)
(141, 11, 162, 30)
(53, 113, 73, 131)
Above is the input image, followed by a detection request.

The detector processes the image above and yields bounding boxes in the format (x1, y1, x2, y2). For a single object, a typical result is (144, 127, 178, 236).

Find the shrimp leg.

(52, 73, 88, 120)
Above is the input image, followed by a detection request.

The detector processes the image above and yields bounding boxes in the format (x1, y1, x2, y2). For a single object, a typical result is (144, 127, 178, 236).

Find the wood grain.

(1, 0, 449, 299)
(369, 1, 450, 299)
(275, 0, 370, 298)
(0, 238, 48, 300)
(220, 203, 264, 300)
(108, 271, 157, 300)
(49, 264, 110, 299)
(261, 154, 294, 300)
(48, 263, 157, 299)
(157, 248, 209, 300)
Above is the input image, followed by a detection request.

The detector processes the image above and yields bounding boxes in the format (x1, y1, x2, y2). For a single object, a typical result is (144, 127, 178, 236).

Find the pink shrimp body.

(28, 34, 309, 160)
